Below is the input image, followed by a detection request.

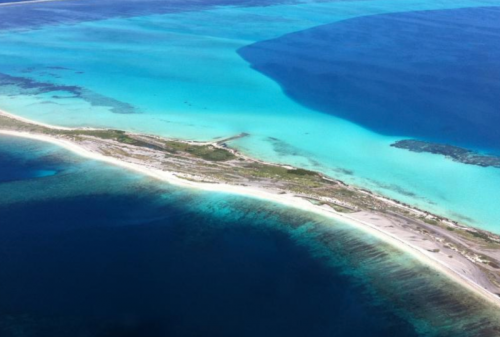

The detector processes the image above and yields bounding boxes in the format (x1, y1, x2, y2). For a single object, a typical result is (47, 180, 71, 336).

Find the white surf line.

(0, 0, 70, 7)
(0, 128, 499, 309)
(0, 109, 97, 131)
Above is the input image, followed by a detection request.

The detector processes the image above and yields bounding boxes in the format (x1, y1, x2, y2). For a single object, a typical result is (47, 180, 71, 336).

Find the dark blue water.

(0, 197, 418, 337)
(239, 7, 500, 152)
(0, 139, 416, 337)
(1, 137, 500, 337)
(0, 136, 60, 182)
(0, 0, 329, 31)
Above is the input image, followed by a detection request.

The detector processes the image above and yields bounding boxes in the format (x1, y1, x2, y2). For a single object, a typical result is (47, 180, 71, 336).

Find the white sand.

(0, 109, 76, 130)
(0, 0, 68, 7)
(1, 127, 499, 308)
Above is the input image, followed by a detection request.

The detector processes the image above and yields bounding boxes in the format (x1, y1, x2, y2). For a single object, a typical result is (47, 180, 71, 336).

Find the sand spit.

(1, 109, 500, 309)
(0, 0, 69, 7)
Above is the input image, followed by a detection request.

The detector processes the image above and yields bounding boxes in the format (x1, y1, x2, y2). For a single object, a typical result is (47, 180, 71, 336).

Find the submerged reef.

(0, 72, 138, 114)
(392, 140, 500, 169)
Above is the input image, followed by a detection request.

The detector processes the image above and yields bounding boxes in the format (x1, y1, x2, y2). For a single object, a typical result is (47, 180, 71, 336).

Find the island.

(1, 109, 500, 307)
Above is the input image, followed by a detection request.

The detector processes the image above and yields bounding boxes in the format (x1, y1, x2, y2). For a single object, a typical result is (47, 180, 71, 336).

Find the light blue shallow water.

(1, 0, 500, 231)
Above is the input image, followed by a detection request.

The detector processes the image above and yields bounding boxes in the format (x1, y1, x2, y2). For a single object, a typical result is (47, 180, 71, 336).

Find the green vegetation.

(161, 141, 236, 161)
(64, 130, 166, 151)
(470, 230, 494, 243)
(247, 164, 289, 178)
(57, 129, 237, 162)
(163, 141, 190, 153)
(424, 219, 439, 226)
(245, 163, 320, 182)
(287, 168, 319, 177)
(185, 145, 236, 161)
(328, 203, 353, 213)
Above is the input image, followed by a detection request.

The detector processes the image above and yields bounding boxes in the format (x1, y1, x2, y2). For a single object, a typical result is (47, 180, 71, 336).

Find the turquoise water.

(1, 0, 500, 231)
(1, 135, 500, 336)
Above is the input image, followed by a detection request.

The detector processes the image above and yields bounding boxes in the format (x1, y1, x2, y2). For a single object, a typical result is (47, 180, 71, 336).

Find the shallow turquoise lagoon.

(1, 0, 500, 231)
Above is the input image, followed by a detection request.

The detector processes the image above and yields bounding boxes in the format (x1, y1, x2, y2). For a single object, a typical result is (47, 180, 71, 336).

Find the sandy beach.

(1, 107, 500, 309)
(1, 126, 499, 309)
(0, 0, 68, 7)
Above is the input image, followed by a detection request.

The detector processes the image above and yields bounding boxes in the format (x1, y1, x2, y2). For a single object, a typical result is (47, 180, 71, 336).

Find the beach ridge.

(1, 108, 500, 308)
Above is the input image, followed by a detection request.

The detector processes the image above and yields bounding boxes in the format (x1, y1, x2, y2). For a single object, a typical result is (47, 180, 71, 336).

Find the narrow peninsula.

(1, 109, 500, 307)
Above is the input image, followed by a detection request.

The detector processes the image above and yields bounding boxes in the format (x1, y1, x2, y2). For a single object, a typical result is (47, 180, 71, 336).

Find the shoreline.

(0, 0, 69, 7)
(1, 111, 500, 308)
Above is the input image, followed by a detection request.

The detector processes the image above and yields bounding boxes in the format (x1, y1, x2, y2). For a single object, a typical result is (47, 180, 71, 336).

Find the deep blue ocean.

(1, 137, 500, 336)
(239, 6, 500, 151)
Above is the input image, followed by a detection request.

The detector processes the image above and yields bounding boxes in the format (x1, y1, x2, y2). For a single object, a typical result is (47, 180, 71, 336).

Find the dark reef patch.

(239, 7, 500, 151)
(370, 180, 420, 199)
(392, 139, 500, 169)
(46, 66, 71, 71)
(0, 72, 138, 114)
(335, 167, 354, 176)
(266, 136, 308, 157)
